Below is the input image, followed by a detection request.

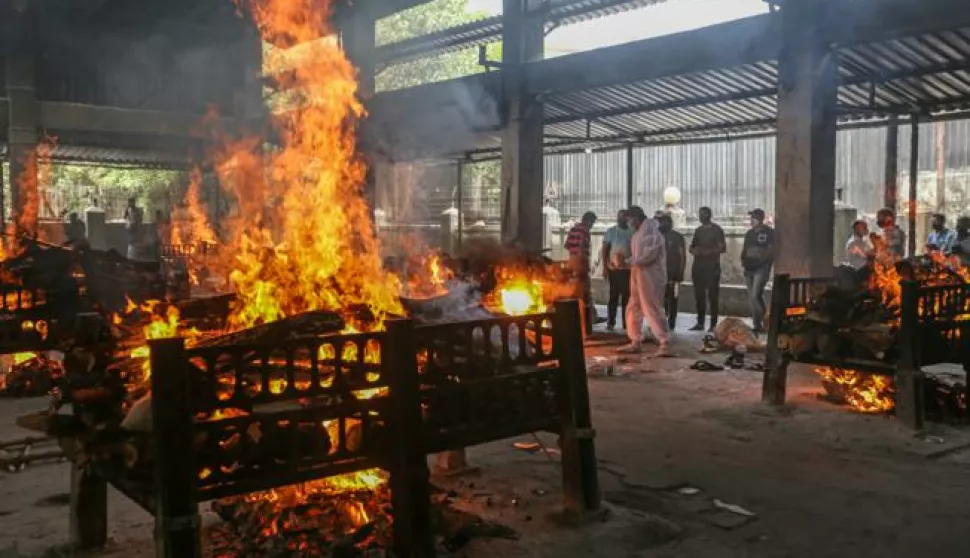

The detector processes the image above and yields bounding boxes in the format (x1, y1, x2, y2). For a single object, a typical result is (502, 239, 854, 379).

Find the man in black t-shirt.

(689, 207, 726, 331)
(741, 208, 775, 335)
(657, 213, 686, 330)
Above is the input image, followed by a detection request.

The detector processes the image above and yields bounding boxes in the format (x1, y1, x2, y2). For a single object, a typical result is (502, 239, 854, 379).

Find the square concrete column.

(500, 0, 545, 251)
(343, 11, 379, 214)
(773, 0, 838, 278)
(4, 6, 40, 220)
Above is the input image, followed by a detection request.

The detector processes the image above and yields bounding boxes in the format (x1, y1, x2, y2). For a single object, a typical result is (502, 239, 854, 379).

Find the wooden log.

(195, 310, 345, 349)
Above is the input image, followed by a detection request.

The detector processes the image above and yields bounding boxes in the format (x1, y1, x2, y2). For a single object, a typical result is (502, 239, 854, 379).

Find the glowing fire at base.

(816, 367, 895, 413)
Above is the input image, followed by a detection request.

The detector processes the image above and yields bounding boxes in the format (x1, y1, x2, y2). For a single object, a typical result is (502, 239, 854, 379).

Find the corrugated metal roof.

(0, 143, 191, 169)
(375, 0, 667, 66)
(525, 26, 970, 157)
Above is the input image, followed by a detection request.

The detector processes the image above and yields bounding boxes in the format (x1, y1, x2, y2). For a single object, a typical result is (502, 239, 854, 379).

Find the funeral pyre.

(0, 1, 574, 554)
(784, 249, 970, 414)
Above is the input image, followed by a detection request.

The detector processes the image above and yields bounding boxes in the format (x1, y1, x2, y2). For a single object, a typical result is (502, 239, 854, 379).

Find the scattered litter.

(513, 442, 540, 452)
(746, 361, 767, 372)
(689, 360, 724, 372)
(920, 434, 945, 444)
(713, 499, 756, 517)
(677, 487, 701, 496)
(531, 488, 548, 497)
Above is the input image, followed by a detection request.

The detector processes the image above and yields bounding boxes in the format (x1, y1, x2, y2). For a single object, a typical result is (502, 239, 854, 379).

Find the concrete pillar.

(773, 0, 838, 278)
(884, 116, 899, 211)
(500, 0, 544, 250)
(343, 11, 378, 213)
(86, 208, 107, 251)
(4, 6, 39, 220)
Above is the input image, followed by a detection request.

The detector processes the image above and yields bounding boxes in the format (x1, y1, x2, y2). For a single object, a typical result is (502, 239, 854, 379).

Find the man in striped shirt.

(565, 211, 597, 333)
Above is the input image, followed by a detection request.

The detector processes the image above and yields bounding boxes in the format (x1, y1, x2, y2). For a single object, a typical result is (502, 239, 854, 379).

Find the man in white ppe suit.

(617, 206, 671, 356)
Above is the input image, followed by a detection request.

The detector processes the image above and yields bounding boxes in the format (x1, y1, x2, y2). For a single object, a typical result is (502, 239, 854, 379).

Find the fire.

(484, 266, 553, 316)
(119, 298, 196, 381)
(0, 136, 55, 259)
(405, 253, 453, 299)
(816, 367, 895, 413)
(210, 0, 400, 334)
(499, 280, 544, 316)
(12, 352, 38, 366)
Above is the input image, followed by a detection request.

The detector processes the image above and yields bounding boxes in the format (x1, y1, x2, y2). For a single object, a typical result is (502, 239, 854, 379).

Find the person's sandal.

(689, 360, 725, 371)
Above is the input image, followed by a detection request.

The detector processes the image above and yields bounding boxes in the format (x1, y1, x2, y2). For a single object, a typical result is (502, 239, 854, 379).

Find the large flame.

(1, 137, 55, 259)
(816, 367, 895, 413)
(216, 0, 400, 333)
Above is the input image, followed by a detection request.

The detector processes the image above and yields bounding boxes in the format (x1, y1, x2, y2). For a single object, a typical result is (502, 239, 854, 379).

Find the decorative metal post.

(385, 318, 434, 558)
(762, 274, 792, 405)
(553, 299, 601, 519)
(150, 338, 201, 558)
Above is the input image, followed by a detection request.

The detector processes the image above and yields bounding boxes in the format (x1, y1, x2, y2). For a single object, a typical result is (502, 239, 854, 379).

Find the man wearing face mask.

(926, 213, 957, 254)
(741, 208, 775, 335)
(617, 206, 670, 356)
(876, 208, 906, 261)
(657, 213, 686, 330)
(688, 207, 726, 332)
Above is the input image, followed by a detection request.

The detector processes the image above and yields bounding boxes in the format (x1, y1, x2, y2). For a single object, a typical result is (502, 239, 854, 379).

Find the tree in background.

(49, 165, 183, 220)
(375, 0, 501, 92)
(375, 0, 503, 221)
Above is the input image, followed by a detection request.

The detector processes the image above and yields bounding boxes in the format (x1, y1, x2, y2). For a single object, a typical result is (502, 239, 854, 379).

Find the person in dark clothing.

(741, 208, 775, 335)
(602, 210, 632, 331)
(689, 207, 726, 332)
(657, 213, 686, 330)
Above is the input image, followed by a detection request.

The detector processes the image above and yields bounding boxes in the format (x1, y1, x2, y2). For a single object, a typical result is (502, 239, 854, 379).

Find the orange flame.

(210, 0, 400, 333)
(816, 367, 895, 413)
(170, 167, 218, 249)
(2, 137, 56, 258)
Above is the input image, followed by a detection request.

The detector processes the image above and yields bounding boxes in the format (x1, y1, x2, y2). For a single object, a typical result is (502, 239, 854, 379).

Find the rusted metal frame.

(150, 337, 202, 558)
(384, 317, 435, 558)
(552, 299, 601, 519)
(896, 280, 926, 429)
(763, 274, 792, 405)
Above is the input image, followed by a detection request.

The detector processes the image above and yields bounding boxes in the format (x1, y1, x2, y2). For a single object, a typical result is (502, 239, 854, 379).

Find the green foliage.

(49, 164, 184, 217)
(375, 0, 502, 92)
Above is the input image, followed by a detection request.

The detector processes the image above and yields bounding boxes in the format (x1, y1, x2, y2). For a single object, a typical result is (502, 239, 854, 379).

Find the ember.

(816, 367, 895, 413)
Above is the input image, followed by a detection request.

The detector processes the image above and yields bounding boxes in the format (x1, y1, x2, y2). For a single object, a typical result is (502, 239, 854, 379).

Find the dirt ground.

(1, 313, 969, 558)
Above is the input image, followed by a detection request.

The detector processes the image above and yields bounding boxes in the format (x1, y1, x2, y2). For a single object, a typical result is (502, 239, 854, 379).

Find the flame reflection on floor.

(816, 367, 895, 413)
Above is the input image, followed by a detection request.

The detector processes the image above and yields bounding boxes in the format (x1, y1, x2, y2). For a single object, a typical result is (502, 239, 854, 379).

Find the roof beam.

(830, 0, 970, 47)
(525, 15, 780, 96)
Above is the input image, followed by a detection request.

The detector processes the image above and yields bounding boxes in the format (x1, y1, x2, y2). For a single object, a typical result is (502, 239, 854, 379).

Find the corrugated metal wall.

(377, 119, 970, 225)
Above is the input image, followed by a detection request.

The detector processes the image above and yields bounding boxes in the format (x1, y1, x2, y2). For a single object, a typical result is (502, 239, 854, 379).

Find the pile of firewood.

(778, 279, 898, 362)
(0, 353, 65, 397)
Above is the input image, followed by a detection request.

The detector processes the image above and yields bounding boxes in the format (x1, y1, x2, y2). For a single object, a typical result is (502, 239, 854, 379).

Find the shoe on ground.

(753, 327, 766, 336)
(616, 343, 643, 354)
(688, 323, 704, 332)
(606, 324, 615, 332)
(653, 344, 672, 357)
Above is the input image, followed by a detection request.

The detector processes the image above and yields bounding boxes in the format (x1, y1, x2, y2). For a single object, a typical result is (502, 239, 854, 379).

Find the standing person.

(124, 196, 144, 260)
(741, 209, 775, 335)
(617, 206, 670, 356)
(601, 210, 632, 331)
(876, 208, 906, 261)
(953, 216, 970, 265)
(657, 213, 686, 330)
(564, 211, 597, 333)
(688, 207, 726, 332)
(926, 213, 957, 254)
(845, 219, 872, 270)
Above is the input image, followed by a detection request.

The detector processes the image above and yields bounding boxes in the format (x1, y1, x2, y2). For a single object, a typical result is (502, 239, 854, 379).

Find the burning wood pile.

(0, 1, 599, 556)
(779, 254, 969, 365)
(770, 248, 970, 418)
(0, 352, 64, 397)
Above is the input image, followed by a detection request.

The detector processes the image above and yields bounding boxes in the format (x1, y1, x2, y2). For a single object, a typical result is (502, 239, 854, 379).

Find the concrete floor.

(1, 313, 969, 557)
